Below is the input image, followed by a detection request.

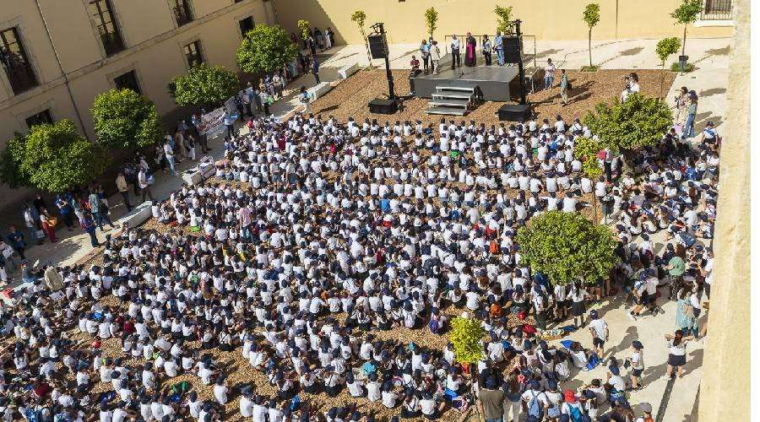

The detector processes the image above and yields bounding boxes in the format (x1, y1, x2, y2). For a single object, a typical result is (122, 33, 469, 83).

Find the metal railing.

(440, 34, 537, 68)
(700, 0, 733, 20)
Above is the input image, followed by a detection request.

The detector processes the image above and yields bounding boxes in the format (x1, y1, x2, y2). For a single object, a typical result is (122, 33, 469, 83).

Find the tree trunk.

(682, 24, 687, 56)
(588, 29, 593, 67)
(660, 63, 665, 98)
(361, 28, 372, 66)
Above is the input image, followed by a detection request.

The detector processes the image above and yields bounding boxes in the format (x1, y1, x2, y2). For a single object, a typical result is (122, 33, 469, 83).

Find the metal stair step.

(425, 106, 468, 116)
(436, 85, 476, 93)
(429, 98, 470, 108)
(432, 92, 473, 100)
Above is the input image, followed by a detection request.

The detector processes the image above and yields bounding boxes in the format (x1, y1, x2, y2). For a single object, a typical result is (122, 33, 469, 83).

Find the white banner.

(200, 107, 226, 138)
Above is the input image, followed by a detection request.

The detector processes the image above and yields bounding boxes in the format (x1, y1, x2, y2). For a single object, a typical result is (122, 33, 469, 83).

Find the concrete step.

(425, 106, 468, 116)
(432, 92, 473, 100)
(429, 98, 470, 108)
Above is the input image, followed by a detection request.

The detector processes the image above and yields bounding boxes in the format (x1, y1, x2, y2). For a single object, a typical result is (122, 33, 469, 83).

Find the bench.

(338, 63, 360, 80)
(119, 201, 153, 228)
(308, 82, 333, 101)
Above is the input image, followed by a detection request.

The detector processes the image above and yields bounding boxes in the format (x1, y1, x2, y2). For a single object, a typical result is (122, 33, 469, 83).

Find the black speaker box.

(498, 103, 531, 121)
(368, 35, 386, 59)
(503, 36, 523, 64)
(368, 98, 398, 114)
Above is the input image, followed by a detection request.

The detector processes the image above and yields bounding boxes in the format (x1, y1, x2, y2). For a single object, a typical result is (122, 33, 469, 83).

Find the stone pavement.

(1, 37, 732, 420)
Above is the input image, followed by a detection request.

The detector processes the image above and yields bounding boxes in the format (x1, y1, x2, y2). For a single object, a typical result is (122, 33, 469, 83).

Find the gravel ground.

(310, 68, 676, 126)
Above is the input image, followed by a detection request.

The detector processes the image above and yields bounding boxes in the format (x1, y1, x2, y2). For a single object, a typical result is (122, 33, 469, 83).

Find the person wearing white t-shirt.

(588, 310, 609, 358)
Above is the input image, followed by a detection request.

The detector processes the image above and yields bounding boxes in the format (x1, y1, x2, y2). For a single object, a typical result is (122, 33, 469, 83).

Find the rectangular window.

(173, 0, 194, 26)
(184, 40, 203, 68)
(89, 0, 125, 56)
(701, 0, 732, 20)
(25, 109, 53, 129)
(114, 69, 141, 94)
(0, 27, 39, 95)
(239, 16, 254, 36)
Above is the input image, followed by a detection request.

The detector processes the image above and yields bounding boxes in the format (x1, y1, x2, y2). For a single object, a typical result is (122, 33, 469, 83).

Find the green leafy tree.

(583, 3, 601, 68)
(655, 37, 682, 95)
(516, 211, 617, 286)
(0, 120, 109, 192)
(494, 5, 514, 34)
(297, 19, 311, 41)
(424, 7, 438, 39)
(449, 316, 486, 364)
(351, 10, 372, 65)
(237, 24, 298, 75)
(91, 88, 163, 150)
(0, 133, 28, 189)
(671, 0, 703, 58)
(584, 93, 672, 154)
(573, 137, 603, 178)
(171, 64, 239, 108)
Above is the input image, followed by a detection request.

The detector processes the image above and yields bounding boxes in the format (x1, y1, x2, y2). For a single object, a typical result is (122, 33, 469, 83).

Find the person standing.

(89, 190, 114, 231)
(312, 57, 321, 84)
(464, 32, 477, 67)
(450, 34, 461, 69)
(544, 58, 556, 90)
(324, 28, 332, 50)
(116, 172, 133, 212)
(186, 135, 197, 161)
(55, 194, 74, 231)
(482, 35, 492, 66)
(430, 41, 441, 74)
(138, 168, 155, 203)
(39, 208, 57, 243)
(164, 140, 176, 175)
(588, 310, 609, 359)
(80, 212, 99, 248)
(223, 111, 235, 139)
(420, 39, 431, 74)
(478, 376, 505, 422)
(682, 92, 698, 140)
(7, 226, 26, 260)
(559, 69, 569, 105)
(22, 204, 41, 246)
(494, 31, 504, 65)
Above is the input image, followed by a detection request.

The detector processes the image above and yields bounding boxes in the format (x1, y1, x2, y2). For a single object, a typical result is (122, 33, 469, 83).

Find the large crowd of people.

(0, 79, 719, 422)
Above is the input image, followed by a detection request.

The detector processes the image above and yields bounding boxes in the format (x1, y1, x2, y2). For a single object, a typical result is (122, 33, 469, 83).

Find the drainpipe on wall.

(615, 0, 619, 39)
(32, 0, 90, 140)
(268, 0, 280, 26)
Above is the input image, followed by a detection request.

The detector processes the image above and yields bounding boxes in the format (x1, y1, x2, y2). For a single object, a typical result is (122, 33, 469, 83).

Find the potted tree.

(670, 0, 703, 72)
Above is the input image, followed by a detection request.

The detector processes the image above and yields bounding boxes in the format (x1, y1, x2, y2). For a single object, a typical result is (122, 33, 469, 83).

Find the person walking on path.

(588, 310, 609, 359)
(138, 168, 155, 203)
(560, 69, 570, 105)
(626, 341, 645, 390)
(80, 212, 100, 248)
(664, 330, 694, 379)
(116, 172, 133, 212)
(312, 57, 321, 84)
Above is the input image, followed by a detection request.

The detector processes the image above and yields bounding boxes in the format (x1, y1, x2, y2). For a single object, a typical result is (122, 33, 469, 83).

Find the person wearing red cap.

(561, 390, 586, 420)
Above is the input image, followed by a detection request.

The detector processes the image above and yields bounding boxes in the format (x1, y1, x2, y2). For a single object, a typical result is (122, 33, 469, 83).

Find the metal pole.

(378, 23, 395, 99)
(33, 0, 90, 140)
(515, 20, 526, 105)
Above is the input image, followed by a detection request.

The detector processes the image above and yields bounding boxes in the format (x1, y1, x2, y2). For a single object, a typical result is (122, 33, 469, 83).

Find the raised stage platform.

(411, 66, 520, 102)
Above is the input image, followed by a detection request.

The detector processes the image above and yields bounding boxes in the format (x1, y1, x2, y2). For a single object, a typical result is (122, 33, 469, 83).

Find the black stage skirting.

(410, 66, 520, 102)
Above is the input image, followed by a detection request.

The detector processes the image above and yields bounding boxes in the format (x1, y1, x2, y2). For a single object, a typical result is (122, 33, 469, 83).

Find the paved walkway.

(1, 37, 732, 421)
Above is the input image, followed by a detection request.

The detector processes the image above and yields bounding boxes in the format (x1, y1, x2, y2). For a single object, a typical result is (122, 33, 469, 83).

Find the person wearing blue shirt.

(494, 31, 504, 66)
(6, 225, 26, 260)
(312, 57, 320, 84)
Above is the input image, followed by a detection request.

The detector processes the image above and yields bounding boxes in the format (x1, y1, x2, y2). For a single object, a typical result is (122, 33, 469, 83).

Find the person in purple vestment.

(465, 32, 477, 67)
